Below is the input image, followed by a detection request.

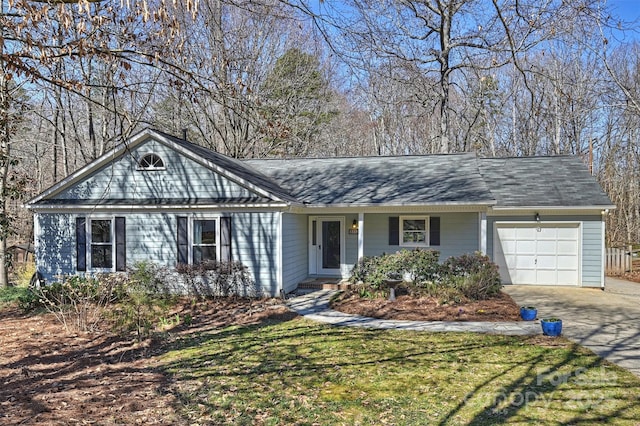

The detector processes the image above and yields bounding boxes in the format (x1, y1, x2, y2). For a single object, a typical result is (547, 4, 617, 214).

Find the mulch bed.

(330, 291, 522, 322)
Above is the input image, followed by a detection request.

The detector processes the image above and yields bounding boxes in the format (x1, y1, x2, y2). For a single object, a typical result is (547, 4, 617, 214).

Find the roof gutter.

(301, 200, 498, 209)
(26, 202, 291, 213)
(490, 205, 616, 212)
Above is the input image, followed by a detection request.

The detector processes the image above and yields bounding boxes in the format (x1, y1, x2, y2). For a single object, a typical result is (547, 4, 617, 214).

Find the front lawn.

(162, 317, 640, 425)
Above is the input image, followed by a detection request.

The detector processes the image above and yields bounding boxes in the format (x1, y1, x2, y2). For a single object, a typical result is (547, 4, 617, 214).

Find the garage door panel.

(536, 227, 558, 240)
(537, 270, 557, 283)
(557, 227, 579, 239)
(500, 240, 517, 254)
(516, 227, 536, 239)
(516, 255, 536, 268)
(557, 270, 578, 285)
(516, 269, 536, 284)
(495, 223, 580, 286)
(558, 255, 579, 268)
(516, 241, 536, 253)
(557, 241, 578, 254)
(537, 240, 557, 254)
(504, 255, 518, 269)
(537, 255, 557, 269)
(498, 227, 516, 239)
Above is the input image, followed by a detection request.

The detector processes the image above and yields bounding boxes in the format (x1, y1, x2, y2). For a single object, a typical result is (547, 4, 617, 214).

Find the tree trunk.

(0, 59, 11, 288)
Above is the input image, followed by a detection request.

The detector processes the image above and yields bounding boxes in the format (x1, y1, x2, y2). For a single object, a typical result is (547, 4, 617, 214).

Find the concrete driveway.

(504, 277, 640, 377)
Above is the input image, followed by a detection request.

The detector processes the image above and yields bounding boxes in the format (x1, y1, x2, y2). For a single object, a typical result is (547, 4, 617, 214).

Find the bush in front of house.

(175, 260, 259, 299)
(350, 249, 441, 290)
(441, 252, 502, 300)
(19, 274, 122, 332)
(349, 250, 501, 301)
(18, 259, 258, 337)
(111, 261, 177, 340)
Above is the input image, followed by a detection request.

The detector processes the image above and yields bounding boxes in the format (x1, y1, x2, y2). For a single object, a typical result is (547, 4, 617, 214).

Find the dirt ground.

(615, 271, 640, 284)
(331, 291, 521, 321)
(0, 292, 521, 425)
(0, 300, 295, 425)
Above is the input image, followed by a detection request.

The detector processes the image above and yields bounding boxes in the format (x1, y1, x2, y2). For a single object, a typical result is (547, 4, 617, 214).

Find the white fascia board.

(28, 203, 290, 214)
(489, 205, 616, 215)
(289, 203, 494, 215)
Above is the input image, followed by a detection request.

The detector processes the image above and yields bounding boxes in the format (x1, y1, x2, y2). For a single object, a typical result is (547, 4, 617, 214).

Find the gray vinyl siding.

(34, 210, 281, 296)
(487, 215, 604, 287)
(51, 139, 255, 201)
(345, 214, 359, 266)
(232, 211, 280, 296)
(281, 213, 308, 293)
(581, 219, 604, 287)
(34, 213, 77, 280)
(362, 212, 479, 262)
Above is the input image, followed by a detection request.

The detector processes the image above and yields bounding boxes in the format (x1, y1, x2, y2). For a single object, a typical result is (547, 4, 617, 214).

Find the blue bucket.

(520, 307, 537, 321)
(541, 319, 563, 336)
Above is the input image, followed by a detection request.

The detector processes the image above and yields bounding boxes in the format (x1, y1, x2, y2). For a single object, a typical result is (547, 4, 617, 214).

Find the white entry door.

(494, 223, 580, 285)
(309, 217, 344, 276)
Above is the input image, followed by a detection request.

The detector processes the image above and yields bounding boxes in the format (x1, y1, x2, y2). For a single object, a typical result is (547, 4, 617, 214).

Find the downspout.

(357, 212, 364, 261)
(601, 213, 606, 290)
(479, 212, 487, 255)
(278, 211, 284, 298)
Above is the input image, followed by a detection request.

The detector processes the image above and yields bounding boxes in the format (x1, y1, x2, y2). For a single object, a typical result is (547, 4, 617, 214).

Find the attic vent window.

(138, 153, 165, 170)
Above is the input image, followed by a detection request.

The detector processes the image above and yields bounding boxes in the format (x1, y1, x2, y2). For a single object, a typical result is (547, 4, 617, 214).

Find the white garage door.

(494, 223, 580, 285)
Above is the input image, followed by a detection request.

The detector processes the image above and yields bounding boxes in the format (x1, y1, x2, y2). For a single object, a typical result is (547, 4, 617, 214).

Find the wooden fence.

(606, 246, 633, 274)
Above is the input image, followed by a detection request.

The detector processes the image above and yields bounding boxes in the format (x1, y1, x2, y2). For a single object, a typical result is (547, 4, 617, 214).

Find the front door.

(310, 217, 344, 276)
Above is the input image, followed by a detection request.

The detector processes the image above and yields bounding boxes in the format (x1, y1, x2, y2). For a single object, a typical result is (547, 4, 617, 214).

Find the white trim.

(490, 206, 616, 214)
(277, 212, 284, 294)
(399, 215, 430, 247)
(314, 216, 346, 277)
(479, 212, 487, 254)
(308, 217, 318, 275)
(29, 203, 289, 213)
(357, 212, 364, 261)
(136, 152, 166, 171)
(601, 219, 606, 289)
(188, 214, 221, 264)
(85, 215, 116, 273)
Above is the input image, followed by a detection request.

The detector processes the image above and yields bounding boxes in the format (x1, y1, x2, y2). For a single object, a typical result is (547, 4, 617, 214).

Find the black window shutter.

(389, 217, 399, 245)
(177, 216, 188, 264)
(76, 217, 86, 271)
(430, 217, 441, 246)
(220, 216, 232, 262)
(115, 217, 126, 271)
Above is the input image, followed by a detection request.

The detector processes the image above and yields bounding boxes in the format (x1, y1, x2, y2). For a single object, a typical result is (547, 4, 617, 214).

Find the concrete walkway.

(286, 277, 640, 377)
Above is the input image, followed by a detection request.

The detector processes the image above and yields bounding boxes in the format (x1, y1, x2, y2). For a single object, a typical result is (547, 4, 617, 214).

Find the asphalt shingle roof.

(478, 156, 613, 207)
(244, 153, 496, 206)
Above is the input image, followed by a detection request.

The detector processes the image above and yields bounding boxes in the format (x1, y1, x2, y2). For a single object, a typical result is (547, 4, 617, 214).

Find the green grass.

(0, 284, 29, 306)
(161, 317, 640, 425)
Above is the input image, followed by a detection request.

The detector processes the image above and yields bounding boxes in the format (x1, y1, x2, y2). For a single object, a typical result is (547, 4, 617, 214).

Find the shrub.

(350, 249, 441, 289)
(176, 260, 258, 299)
(441, 252, 501, 300)
(348, 250, 501, 302)
(111, 261, 176, 340)
(394, 249, 441, 282)
(20, 275, 119, 332)
(12, 261, 36, 287)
